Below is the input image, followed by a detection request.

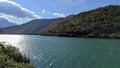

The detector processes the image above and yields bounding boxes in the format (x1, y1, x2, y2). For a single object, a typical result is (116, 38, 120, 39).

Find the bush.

(0, 42, 35, 68)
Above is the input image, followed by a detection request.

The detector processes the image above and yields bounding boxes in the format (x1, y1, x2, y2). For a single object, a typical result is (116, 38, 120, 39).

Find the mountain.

(40, 5, 120, 38)
(0, 29, 3, 34)
(2, 18, 64, 34)
(0, 17, 17, 28)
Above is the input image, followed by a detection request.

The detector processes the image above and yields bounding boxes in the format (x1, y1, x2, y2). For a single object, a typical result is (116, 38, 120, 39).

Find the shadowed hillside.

(0, 29, 3, 33)
(2, 18, 63, 34)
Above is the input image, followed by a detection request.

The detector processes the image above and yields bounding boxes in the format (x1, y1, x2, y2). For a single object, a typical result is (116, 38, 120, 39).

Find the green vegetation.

(0, 42, 35, 68)
(40, 5, 120, 39)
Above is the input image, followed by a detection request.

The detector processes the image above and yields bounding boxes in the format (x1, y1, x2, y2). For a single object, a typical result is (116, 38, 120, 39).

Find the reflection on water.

(0, 35, 24, 52)
(0, 34, 23, 44)
(0, 35, 120, 68)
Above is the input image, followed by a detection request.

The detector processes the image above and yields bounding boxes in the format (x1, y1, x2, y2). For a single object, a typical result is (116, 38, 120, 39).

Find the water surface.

(0, 35, 120, 68)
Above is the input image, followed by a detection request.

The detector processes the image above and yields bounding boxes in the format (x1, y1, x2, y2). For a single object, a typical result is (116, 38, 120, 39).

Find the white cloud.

(42, 9, 46, 14)
(0, 16, 10, 21)
(0, 0, 40, 18)
(53, 12, 66, 17)
(42, 9, 50, 14)
(41, 9, 66, 17)
(3, 14, 15, 18)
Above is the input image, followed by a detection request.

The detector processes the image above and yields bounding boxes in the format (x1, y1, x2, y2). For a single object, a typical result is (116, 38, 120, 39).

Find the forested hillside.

(40, 5, 120, 38)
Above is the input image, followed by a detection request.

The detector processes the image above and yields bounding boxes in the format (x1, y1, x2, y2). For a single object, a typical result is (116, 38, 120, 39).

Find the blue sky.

(0, 0, 120, 24)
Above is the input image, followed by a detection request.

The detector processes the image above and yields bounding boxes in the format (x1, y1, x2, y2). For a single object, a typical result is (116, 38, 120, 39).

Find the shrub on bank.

(0, 42, 35, 68)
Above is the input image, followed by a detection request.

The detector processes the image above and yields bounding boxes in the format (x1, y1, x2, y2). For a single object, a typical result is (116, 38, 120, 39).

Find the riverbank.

(0, 42, 35, 68)
(40, 33, 120, 39)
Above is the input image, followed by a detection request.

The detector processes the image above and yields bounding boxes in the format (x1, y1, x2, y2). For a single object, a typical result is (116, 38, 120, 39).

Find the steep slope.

(2, 18, 63, 34)
(40, 5, 120, 38)
(0, 17, 17, 28)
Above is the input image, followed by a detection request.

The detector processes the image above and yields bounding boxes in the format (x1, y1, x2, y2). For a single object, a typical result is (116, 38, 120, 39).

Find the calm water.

(0, 35, 120, 68)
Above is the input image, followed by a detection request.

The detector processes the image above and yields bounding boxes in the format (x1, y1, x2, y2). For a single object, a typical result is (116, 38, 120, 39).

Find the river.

(0, 35, 120, 68)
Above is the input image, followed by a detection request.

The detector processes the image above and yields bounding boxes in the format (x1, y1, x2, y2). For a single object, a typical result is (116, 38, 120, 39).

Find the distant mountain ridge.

(40, 5, 120, 38)
(2, 18, 64, 34)
(0, 17, 17, 28)
(0, 29, 3, 33)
